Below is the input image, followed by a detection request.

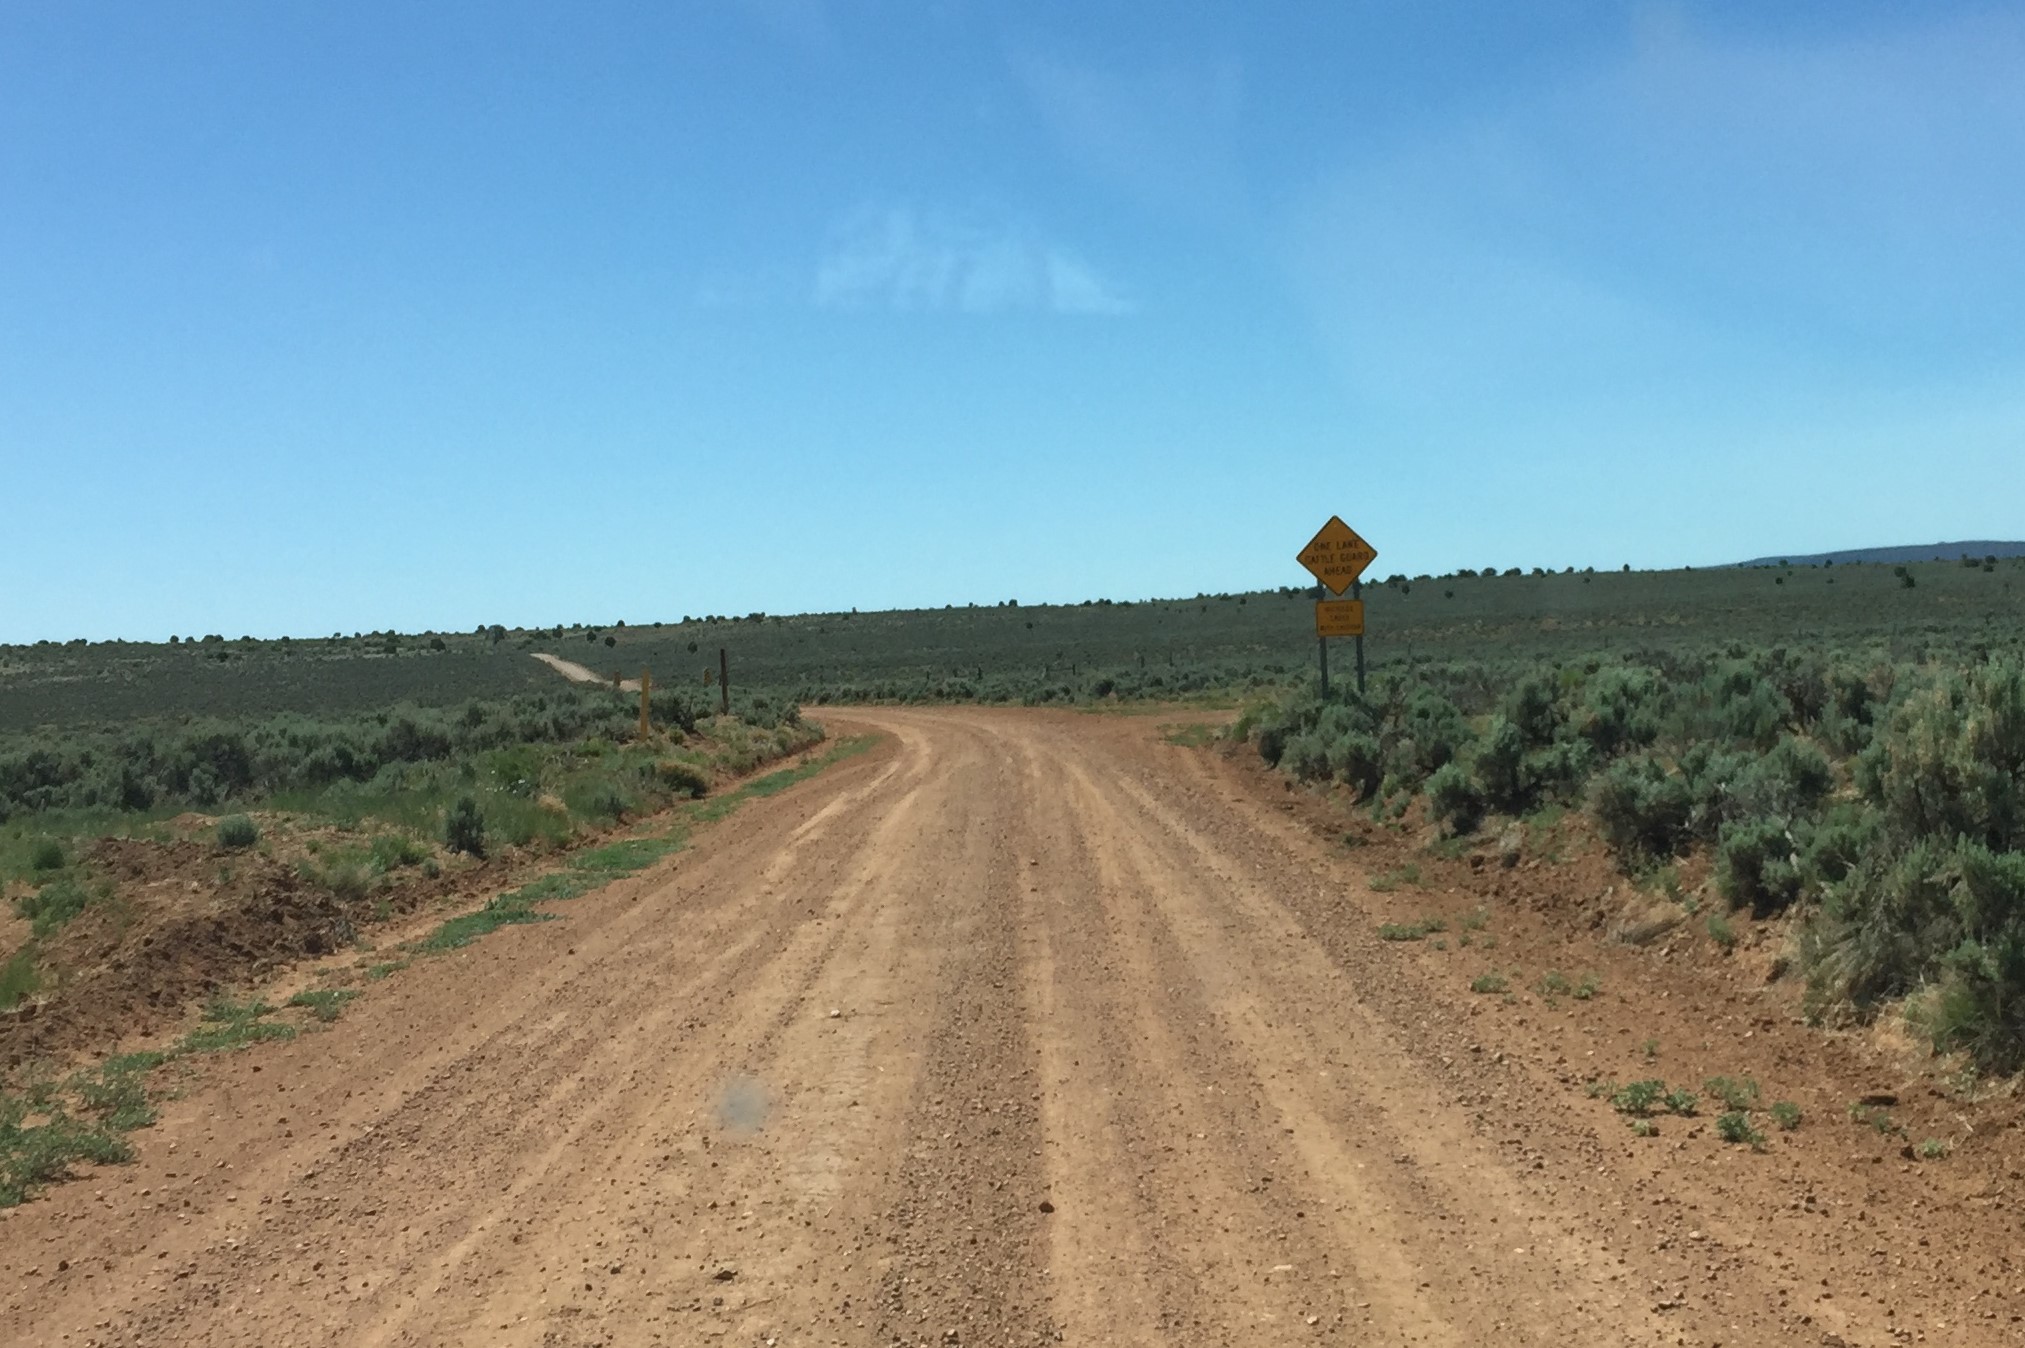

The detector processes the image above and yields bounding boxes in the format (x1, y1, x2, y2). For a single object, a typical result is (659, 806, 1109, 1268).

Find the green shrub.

(1923, 930, 2025, 1073)
(1716, 1111, 1765, 1147)
(1703, 1076, 1760, 1110)
(1499, 675, 1563, 748)
(444, 796, 487, 858)
(216, 815, 259, 850)
(1472, 716, 1529, 814)
(28, 838, 64, 872)
(1397, 689, 1469, 778)
(1716, 816, 1804, 914)
(655, 758, 711, 798)
(1593, 755, 1693, 864)
(1861, 661, 2025, 851)
(368, 832, 428, 871)
(1426, 762, 1483, 836)
(1576, 666, 1664, 757)
(1611, 1080, 1666, 1115)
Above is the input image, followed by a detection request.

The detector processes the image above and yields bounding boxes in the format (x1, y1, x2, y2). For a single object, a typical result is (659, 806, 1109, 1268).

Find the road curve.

(0, 707, 2004, 1346)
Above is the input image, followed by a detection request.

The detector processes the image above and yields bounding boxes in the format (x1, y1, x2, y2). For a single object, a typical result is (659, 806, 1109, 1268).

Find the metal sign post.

(1354, 577, 1366, 695)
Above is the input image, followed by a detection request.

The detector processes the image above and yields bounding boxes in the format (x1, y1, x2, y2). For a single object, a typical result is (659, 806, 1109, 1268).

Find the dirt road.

(533, 652, 641, 692)
(3, 708, 2017, 1346)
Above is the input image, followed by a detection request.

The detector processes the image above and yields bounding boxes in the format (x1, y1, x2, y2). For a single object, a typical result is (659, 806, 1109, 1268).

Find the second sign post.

(1297, 515, 1378, 696)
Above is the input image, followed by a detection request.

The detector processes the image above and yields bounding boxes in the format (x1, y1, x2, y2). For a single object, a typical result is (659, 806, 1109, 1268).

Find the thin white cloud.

(813, 204, 1132, 316)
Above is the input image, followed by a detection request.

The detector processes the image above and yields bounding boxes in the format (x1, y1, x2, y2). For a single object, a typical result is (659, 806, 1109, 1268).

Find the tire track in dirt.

(348, 730, 952, 1346)
(869, 721, 1056, 1347)
(1057, 736, 1662, 1344)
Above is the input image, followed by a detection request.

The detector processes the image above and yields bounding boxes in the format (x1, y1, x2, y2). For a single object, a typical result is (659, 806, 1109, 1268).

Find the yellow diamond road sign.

(1298, 516, 1377, 595)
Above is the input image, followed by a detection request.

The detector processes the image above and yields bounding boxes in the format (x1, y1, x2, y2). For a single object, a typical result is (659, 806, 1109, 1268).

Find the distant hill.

(1734, 541, 2025, 568)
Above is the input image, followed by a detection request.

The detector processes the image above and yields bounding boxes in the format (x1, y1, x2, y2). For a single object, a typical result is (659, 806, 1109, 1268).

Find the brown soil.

(0, 707, 2019, 1346)
(0, 836, 504, 1072)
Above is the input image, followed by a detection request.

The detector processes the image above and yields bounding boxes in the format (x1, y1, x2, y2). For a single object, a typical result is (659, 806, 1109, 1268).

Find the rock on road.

(2, 708, 2008, 1346)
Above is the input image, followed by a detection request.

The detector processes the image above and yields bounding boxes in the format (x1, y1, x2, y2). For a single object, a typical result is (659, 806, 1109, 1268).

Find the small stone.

(828, 1008, 842, 1019)
(1037, 1200, 1055, 1213)
(713, 1266, 738, 1282)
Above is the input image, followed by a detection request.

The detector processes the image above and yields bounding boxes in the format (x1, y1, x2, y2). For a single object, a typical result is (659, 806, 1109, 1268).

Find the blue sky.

(4, 1, 2021, 641)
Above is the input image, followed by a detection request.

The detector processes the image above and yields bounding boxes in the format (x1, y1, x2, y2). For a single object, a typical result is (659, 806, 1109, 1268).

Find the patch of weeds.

(1459, 908, 1490, 931)
(1470, 972, 1510, 994)
(1367, 863, 1427, 893)
(1639, 862, 1683, 900)
(0, 944, 40, 1010)
(1641, 1037, 1659, 1061)
(1586, 1078, 1612, 1099)
(1663, 1087, 1699, 1116)
(365, 959, 408, 980)
(1457, 933, 1472, 948)
(690, 736, 873, 822)
(1915, 1138, 1951, 1160)
(286, 988, 360, 1023)
(368, 833, 428, 871)
(568, 834, 686, 877)
(15, 875, 98, 937)
(1611, 1080, 1667, 1116)
(1339, 831, 1368, 849)
(1160, 722, 1217, 748)
(0, 1105, 133, 1207)
(177, 997, 297, 1054)
(1703, 1076, 1761, 1110)
(1479, 933, 1499, 950)
(69, 1055, 161, 1132)
(28, 838, 66, 873)
(1537, 970, 1574, 998)
(1849, 1103, 1902, 1136)
(1629, 1118, 1658, 1137)
(1706, 912, 1736, 949)
(1716, 1111, 1766, 1148)
(1378, 921, 1433, 941)
(1425, 836, 1471, 861)
(1769, 1100, 1803, 1131)
(413, 893, 553, 952)
(0, 1054, 169, 1206)
(1431, 938, 1448, 950)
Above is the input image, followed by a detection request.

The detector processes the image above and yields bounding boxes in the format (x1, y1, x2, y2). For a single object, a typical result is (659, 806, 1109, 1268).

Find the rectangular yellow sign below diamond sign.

(1297, 516, 1377, 595)
(1315, 599, 1365, 638)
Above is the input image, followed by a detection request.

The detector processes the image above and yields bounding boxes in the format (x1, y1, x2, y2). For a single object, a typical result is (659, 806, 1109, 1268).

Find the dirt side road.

(2, 708, 2016, 1346)
(532, 652, 641, 691)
